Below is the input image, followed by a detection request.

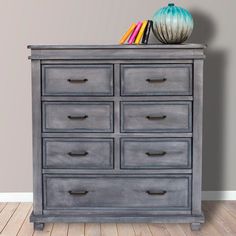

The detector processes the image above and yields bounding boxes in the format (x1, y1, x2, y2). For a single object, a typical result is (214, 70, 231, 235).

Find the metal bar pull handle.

(146, 115, 166, 120)
(146, 151, 166, 157)
(146, 78, 167, 83)
(67, 115, 88, 120)
(68, 151, 88, 157)
(67, 78, 88, 83)
(68, 190, 88, 196)
(146, 190, 167, 196)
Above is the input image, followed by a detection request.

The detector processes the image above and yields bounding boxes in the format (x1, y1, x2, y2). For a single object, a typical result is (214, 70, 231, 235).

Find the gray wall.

(0, 0, 235, 192)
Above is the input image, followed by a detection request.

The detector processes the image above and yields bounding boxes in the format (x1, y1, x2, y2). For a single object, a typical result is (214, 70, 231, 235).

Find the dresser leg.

(34, 223, 45, 231)
(191, 222, 201, 231)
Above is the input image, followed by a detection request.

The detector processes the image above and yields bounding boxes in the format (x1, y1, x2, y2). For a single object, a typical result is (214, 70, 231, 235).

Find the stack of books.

(119, 20, 153, 45)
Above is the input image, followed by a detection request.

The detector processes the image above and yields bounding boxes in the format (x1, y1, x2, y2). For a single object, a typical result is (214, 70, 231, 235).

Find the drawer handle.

(146, 190, 167, 195)
(68, 151, 88, 157)
(68, 190, 88, 196)
(146, 78, 167, 83)
(146, 115, 166, 120)
(67, 78, 88, 83)
(67, 115, 88, 120)
(146, 151, 166, 157)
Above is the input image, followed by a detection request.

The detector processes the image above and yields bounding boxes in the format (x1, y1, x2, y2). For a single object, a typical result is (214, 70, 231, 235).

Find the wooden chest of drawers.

(28, 44, 205, 231)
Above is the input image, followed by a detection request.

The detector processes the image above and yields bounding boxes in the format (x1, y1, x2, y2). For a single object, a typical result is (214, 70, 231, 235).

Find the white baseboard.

(0, 191, 236, 202)
(202, 191, 236, 200)
(0, 193, 33, 202)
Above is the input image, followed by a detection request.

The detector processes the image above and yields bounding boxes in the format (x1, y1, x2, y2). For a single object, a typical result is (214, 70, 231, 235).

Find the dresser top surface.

(28, 44, 206, 50)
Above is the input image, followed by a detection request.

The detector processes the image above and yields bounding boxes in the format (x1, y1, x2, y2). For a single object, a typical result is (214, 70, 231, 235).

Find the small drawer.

(121, 138, 191, 169)
(42, 64, 113, 96)
(43, 102, 113, 133)
(121, 64, 192, 96)
(44, 175, 191, 210)
(43, 138, 114, 169)
(121, 101, 192, 133)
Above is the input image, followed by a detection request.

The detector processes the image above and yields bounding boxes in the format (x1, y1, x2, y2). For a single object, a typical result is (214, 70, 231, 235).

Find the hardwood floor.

(0, 201, 236, 236)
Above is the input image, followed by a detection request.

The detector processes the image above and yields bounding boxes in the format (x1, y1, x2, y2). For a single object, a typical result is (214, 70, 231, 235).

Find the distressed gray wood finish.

(42, 64, 113, 96)
(43, 138, 114, 169)
(43, 102, 113, 132)
(29, 44, 205, 230)
(44, 175, 191, 210)
(121, 138, 191, 169)
(121, 101, 192, 133)
(121, 64, 192, 96)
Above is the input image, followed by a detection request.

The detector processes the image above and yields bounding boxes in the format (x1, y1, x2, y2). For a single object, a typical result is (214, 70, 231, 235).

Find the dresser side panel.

(32, 60, 43, 215)
(192, 59, 204, 215)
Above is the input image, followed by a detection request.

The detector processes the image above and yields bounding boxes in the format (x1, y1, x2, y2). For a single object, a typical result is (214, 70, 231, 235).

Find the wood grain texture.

(132, 223, 153, 236)
(85, 223, 101, 236)
(17, 206, 34, 236)
(0, 203, 7, 213)
(148, 223, 171, 236)
(101, 223, 118, 236)
(0, 203, 19, 233)
(0, 201, 235, 235)
(68, 223, 85, 236)
(51, 223, 68, 236)
(117, 223, 135, 236)
(1, 203, 31, 236)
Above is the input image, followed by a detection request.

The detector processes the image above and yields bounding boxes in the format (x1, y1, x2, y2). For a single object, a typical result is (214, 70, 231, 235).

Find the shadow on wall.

(190, 10, 227, 192)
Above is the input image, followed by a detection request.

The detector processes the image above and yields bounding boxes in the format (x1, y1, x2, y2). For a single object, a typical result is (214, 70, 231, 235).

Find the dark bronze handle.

(67, 115, 88, 120)
(146, 115, 166, 120)
(146, 78, 167, 83)
(67, 78, 88, 83)
(146, 151, 166, 157)
(68, 151, 88, 157)
(68, 190, 88, 196)
(146, 190, 167, 195)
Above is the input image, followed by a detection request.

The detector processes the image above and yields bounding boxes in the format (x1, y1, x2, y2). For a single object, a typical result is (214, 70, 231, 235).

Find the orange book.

(134, 20, 148, 44)
(119, 23, 136, 44)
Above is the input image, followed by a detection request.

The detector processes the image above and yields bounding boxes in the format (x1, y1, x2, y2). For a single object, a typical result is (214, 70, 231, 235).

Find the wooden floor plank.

(101, 223, 118, 236)
(221, 201, 236, 218)
(0, 202, 19, 233)
(165, 224, 187, 236)
(179, 224, 201, 236)
(85, 223, 101, 236)
(0, 203, 7, 213)
(203, 201, 236, 235)
(132, 223, 152, 236)
(17, 206, 34, 236)
(117, 223, 135, 236)
(33, 223, 53, 236)
(148, 223, 171, 236)
(68, 223, 85, 236)
(50, 223, 68, 236)
(1, 202, 32, 236)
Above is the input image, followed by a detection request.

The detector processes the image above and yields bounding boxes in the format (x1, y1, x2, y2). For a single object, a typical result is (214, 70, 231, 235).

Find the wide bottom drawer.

(44, 175, 191, 210)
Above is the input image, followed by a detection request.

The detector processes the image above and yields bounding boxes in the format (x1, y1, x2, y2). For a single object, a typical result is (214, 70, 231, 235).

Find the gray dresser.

(28, 45, 205, 231)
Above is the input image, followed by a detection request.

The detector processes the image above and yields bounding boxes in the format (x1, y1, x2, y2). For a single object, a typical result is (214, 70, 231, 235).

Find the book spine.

(134, 20, 148, 44)
(128, 21, 143, 44)
(119, 23, 136, 44)
(142, 20, 153, 44)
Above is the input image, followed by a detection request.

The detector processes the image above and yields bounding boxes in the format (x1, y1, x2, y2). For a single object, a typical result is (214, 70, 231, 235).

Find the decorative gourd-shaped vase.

(152, 3, 194, 44)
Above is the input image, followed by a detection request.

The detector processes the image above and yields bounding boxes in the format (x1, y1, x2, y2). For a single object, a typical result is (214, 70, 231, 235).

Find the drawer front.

(42, 65, 113, 96)
(121, 64, 192, 96)
(121, 101, 192, 133)
(43, 138, 114, 169)
(121, 138, 191, 169)
(43, 102, 113, 132)
(44, 176, 191, 210)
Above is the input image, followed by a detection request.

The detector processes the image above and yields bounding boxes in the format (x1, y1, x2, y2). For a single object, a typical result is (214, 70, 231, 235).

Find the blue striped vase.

(152, 3, 194, 44)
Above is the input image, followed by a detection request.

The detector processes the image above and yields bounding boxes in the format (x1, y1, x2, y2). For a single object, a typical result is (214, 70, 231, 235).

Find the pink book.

(128, 21, 143, 44)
